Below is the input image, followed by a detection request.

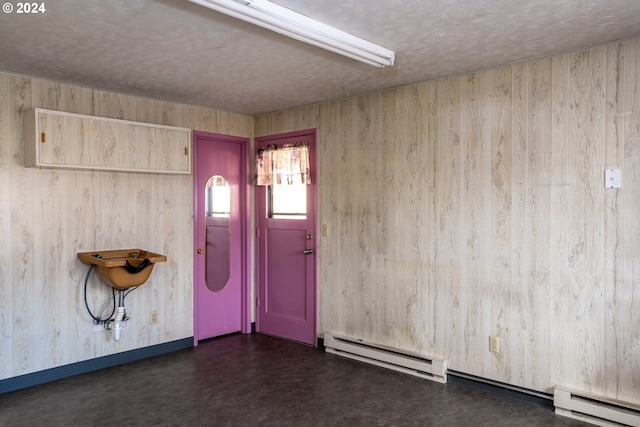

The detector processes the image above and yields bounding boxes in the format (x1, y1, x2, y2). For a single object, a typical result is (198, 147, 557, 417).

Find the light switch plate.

(605, 169, 621, 189)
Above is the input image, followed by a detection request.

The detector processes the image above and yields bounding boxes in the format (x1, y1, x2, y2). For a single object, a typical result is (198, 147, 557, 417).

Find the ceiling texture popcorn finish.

(1, 0, 640, 114)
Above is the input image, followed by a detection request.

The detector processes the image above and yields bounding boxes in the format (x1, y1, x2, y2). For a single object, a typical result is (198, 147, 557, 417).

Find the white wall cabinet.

(24, 108, 191, 174)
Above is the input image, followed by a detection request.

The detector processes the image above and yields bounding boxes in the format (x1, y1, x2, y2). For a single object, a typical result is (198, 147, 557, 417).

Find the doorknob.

(304, 249, 313, 255)
(197, 248, 204, 254)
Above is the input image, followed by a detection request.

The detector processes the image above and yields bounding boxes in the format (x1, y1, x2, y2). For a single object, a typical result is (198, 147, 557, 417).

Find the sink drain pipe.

(114, 290, 126, 341)
(83, 264, 138, 341)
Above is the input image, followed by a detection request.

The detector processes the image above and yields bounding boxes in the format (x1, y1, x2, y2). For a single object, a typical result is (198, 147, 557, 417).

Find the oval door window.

(204, 175, 230, 292)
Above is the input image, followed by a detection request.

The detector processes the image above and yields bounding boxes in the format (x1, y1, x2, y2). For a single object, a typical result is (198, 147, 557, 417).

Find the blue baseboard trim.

(447, 370, 554, 409)
(0, 337, 194, 395)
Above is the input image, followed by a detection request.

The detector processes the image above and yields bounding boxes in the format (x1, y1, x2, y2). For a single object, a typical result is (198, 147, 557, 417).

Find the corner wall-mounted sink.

(77, 249, 167, 290)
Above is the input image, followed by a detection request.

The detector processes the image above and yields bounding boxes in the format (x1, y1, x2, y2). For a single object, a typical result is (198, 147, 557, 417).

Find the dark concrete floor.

(0, 333, 588, 426)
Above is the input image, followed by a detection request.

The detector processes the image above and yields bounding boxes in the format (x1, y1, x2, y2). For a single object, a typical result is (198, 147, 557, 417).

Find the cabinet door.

(37, 110, 51, 163)
(37, 111, 57, 164)
(38, 111, 87, 166)
(87, 118, 103, 168)
(152, 128, 190, 172)
(37, 112, 83, 166)
(129, 123, 153, 170)
(104, 119, 132, 169)
(25, 108, 191, 174)
(77, 118, 93, 167)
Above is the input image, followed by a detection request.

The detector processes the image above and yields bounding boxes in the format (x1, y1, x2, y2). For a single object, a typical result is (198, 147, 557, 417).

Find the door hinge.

(256, 297, 260, 307)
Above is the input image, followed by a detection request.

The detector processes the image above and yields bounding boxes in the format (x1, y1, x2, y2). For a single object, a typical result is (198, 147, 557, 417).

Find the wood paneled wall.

(0, 72, 252, 379)
(254, 38, 640, 404)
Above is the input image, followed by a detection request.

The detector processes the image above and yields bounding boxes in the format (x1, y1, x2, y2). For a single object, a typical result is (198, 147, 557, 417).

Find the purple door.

(256, 130, 317, 346)
(194, 131, 249, 343)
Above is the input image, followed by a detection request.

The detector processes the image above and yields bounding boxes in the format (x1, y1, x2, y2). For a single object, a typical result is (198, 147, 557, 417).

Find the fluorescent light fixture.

(188, 0, 395, 67)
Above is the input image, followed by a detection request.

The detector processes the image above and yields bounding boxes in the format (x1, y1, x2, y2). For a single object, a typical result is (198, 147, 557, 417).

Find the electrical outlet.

(321, 224, 328, 237)
(150, 310, 159, 324)
(489, 335, 500, 353)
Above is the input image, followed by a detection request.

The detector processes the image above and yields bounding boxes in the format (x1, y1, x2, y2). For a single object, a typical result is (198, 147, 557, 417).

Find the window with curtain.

(254, 142, 311, 186)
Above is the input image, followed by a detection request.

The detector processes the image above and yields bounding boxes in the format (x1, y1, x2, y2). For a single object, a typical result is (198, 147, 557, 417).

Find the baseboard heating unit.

(554, 386, 640, 426)
(324, 333, 448, 383)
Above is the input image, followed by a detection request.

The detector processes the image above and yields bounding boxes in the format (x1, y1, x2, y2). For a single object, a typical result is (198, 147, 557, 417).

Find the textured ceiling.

(1, 0, 640, 115)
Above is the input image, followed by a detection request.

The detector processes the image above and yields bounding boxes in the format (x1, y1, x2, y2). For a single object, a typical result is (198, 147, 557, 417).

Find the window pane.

(205, 175, 230, 218)
(269, 183, 306, 219)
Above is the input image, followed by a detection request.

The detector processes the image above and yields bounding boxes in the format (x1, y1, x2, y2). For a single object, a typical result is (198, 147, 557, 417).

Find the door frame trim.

(255, 128, 318, 345)
(193, 130, 252, 345)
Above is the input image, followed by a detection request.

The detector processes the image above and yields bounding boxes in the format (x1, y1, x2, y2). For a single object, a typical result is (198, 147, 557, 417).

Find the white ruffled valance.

(254, 142, 311, 186)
